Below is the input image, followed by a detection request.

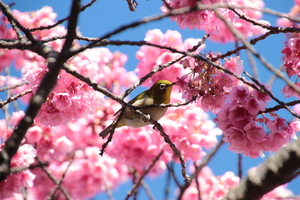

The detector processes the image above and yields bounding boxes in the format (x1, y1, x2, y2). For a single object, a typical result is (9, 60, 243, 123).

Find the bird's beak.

(171, 82, 177, 86)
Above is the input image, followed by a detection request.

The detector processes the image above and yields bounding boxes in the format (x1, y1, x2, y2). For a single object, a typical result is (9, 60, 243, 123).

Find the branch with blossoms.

(125, 150, 163, 200)
(223, 137, 300, 200)
(1, 0, 300, 200)
(0, 89, 32, 108)
(65, 57, 194, 182)
(35, 156, 73, 200)
(0, 0, 81, 182)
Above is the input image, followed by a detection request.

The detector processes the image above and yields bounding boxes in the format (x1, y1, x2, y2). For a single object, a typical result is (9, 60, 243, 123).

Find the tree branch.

(223, 137, 300, 200)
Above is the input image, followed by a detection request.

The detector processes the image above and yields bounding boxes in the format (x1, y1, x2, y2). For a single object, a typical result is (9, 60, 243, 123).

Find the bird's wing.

(130, 93, 154, 107)
(113, 92, 153, 117)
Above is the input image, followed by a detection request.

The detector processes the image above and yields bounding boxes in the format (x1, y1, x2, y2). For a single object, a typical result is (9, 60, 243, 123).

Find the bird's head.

(148, 80, 176, 104)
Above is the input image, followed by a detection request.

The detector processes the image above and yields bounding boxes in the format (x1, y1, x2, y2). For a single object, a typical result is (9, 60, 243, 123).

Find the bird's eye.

(159, 84, 166, 90)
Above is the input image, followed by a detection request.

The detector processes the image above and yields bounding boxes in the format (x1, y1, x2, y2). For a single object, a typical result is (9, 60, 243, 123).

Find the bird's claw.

(142, 114, 151, 122)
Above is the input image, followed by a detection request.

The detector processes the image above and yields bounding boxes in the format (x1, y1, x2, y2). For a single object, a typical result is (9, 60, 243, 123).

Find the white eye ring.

(159, 84, 166, 90)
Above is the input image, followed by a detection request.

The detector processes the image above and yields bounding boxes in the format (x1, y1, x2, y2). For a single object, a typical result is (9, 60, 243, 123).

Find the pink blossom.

(23, 46, 139, 126)
(31, 148, 128, 200)
(228, 105, 249, 121)
(215, 84, 296, 157)
(227, 86, 249, 103)
(182, 88, 199, 101)
(52, 93, 72, 111)
(244, 123, 266, 143)
(26, 126, 43, 144)
(161, 0, 267, 43)
(9, 111, 25, 127)
(252, 88, 272, 106)
(53, 136, 74, 154)
(277, 17, 294, 27)
(177, 55, 243, 111)
(184, 166, 294, 199)
(269, 130, 290, 151)
(223, 56, 244, 74)
(246, 97, 264, 115)
(183, 166, 240, 200)
(0, 144, 36, 199)
(136, 29, 204, 86)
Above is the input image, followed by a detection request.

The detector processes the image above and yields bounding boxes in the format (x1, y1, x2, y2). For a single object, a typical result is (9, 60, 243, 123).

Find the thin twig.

(36, 157, 73, 200)
(0, 1, 35, 42)
(10, 162, 49, 173)
(135, 96, 197, 109)
(125, 151, 164, 200)
(246, 50, 259, 81)
(238, 154, 242, 179)
(0, 81, 28, 92)
(215, 9, 300, 96)
(151, 120, 190, 183)
(0, 89, 32, 108)
(164, 164, 172, 200)
(0, 0, 80, 182)
(141, 180, 155, 200)
(260, 100, 300, 114)
(104, 184, 115, 200)
(214, 9, 300, 119)
(28, 0, 97, 32)
(99, 109, 125, 156)
(48, 155, 75, 200)
(244, 71, 300, 119)
(125, 0, 138, 11)
(266, 65, 283, 88)
(177, 138, 224, 200)
(193, 162, 202, 200)
(166, 162, 181, 187)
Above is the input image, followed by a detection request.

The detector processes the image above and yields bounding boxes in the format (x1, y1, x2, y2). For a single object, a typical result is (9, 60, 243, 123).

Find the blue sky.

(2, 0, 299, 199)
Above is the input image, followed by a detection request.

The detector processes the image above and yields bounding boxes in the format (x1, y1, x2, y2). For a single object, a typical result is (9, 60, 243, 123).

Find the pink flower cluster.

(163, 94, 220, 160)
(136, 29, 205, 86)
(0, 110, 129, 200)
(161, 0, 267, 43)
(0, 6, 139, 199)
(22, 47, 139, 126)
(183, 166, 294, 200)
(0, 6, 66, 72)
(0, 143, 36, 199)
(177, 55, 244, 112)
(216, 86, 299, 157)
(0, 11, 17, 71)
(30, 147, 128, 200)
(1, 7, 140, 126)
(278, 3, 300, 98)
(281, 33, 300, 79)
(174, 52, 299, 157)
(1, 3, 298, 200)
(183, 167, 240, 200)
(13, 6, 66, 52)
(23, 59, 105, 126)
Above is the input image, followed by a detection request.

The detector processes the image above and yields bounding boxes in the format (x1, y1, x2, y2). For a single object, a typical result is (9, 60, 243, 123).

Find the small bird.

(99, 80, 176, 138)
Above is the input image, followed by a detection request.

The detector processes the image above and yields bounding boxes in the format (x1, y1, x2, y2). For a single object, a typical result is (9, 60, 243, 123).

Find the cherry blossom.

(0, 144, 36, 199)
(136, 29, 205, 86)
(161, 0, 267, 43)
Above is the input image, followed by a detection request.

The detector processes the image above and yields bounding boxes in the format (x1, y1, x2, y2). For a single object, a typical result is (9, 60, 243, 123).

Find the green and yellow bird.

(99, 80, 176, 138)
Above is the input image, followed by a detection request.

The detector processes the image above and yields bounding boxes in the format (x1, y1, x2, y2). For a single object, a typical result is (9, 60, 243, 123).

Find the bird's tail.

(99, 125, 113, 139)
